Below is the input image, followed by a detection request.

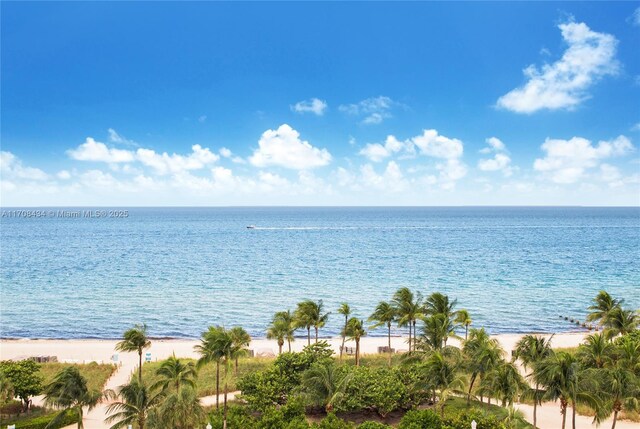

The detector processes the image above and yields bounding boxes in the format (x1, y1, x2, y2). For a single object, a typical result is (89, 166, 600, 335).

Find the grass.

(39, 362, 117, 392)
(141, 356, 275, 397)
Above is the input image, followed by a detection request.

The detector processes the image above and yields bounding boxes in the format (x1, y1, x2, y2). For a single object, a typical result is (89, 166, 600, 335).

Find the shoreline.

(0, 331, 590, 364)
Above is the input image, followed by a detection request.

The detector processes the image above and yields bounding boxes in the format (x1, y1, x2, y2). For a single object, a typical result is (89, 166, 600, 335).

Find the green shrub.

(8, 410, 79, 429)
(357, 422, 394, 429)
(208, 405, 257, 429)
(443, 409, 506, 429)
(398, 409, 442, 429)
(312, 412, 354, 429)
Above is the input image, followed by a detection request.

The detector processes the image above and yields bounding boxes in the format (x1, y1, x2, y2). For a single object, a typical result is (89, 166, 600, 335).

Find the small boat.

(246, 225, 256, 229)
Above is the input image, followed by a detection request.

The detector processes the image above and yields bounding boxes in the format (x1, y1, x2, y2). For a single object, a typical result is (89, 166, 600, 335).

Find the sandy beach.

(0, 331, 590, 365)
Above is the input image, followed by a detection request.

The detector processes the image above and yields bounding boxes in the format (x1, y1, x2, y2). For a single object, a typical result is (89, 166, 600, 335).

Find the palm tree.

(598, 363, 640, 429)
(273, 310, 295, 352)
(343, 318, 366, 366)
(337, 303, 351, 360)
(266, 318, 288, 355)
(145, 386, 206, 429)
(604, 308, 639, 339)
(424, 292, 457, 319)
(455, 309, 472, 341)
(229, 326, 251, 375)
(194, 325, 224, 409)
(534, 351, 600, 429)
(421, 313, 456, 350)
(115, 323, 151, 382)
(577, 333, 614, 369)
(43, 366, 102, 429)
(614, 335, 640, 376)
(368, 301, 396, 365)
(514, 334, 553, 429)
(150, 353, 197, 393)
(420, 351, 465, 417)
(105, 380, 161, 429)
(294, 300, 315, 346)
(392, 287, 423, 352)
(462, 328, 504, 405)
(587, 291, 624, 326)
(480, 361, 527, 407)
(300, 363, 352, 413)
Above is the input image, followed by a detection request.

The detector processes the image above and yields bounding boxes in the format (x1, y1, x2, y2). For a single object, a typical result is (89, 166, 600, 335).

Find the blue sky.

(1, 2, 639, 206)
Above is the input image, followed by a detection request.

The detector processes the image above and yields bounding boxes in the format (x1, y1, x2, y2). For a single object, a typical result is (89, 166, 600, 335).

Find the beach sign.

(145, 352, 151, 362)
(111, 353, 119, 363)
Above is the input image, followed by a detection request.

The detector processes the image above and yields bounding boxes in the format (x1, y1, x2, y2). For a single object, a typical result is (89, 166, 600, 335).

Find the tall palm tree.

(479, 361, 527, 407)
(598, 364, 640, 429)
(208, 328, 240, 429)
(514, 334, 553, 429)
(421, 313, 456, 350)
(603, 308, 639, 339)
(294, 300, 315, 346)
(150, 353, 197, 393)
(337, 303, 351, 360)
(343, 318, 366, 366)
(273, 310, 295, 352)
(420, 351, 465, 417)
(424, 292, 457, 319)
(229, 326, 251, 375)
(43, 366, 102, 429)
(115, 323, 151, 383)
(266, 318, 288, 355)
(462, 328, 503, 405)
(587, 291, 624, 326)
(392, 287, 423, 352)
(105, 380, 161, 429)
(300, 363, 352, 413)
(145, 386, 206, 429)
(194, 325, 224, 409)
(577, 333, 614, 369)
(534, 351, 600, 429)
(368, 301, 396, 365)
(455, 309, 472, 341)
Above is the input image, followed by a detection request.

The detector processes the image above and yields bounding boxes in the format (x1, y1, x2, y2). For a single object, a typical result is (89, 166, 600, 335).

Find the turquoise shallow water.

(1, 207, 638, 339)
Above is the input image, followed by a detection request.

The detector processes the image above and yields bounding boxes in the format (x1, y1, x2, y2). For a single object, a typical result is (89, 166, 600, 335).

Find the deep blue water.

(1, 207, 638, 339)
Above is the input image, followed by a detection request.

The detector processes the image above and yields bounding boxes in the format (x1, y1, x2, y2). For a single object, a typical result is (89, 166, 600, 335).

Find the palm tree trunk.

(412, 319, 417, 351)
(278, 342, 283, 354)
(138, 350, 143, 382)
(223, 365, 229, 429)
(235, 357, 238, 376)
(355, 338, 360, 366)
(139, 414, 145, 429)
(340, 317, 347, 360)
(387, 323, 392, 366)
(216, 361, 220, 409)
(315, 326, 318, 343)
(561, 402, 567, 429)
(611, 410, 618, 429)
(408, 322, 412, 352)
(533, 383, 538, 429)
(572, 402, 576, 429)
(288, 339, 291, 352)
(465, 324, 468, 341)
(77, 406, 84, 429)
(307, 326, 311, 346)
(467, 373, 477, 405)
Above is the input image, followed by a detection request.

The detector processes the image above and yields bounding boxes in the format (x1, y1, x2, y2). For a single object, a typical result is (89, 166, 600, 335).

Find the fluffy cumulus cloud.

(0, 151, 49, 181)
(359, 136, 408, 162)
(478, 137, 513, 176)
(411, 129, 463, 159)
(497, 21, 619, 113)
(339, 96, 401, 125)
(67, 138, 136, 163)
(249, 124, 331, 170)
(136, 145, 219, 175)
(534, 135, 633, 183)
(291, 98, 328, 116)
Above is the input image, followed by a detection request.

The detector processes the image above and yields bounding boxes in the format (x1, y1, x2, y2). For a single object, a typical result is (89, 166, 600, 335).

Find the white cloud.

(497, 21, 619, 113)
(359, 136, 407, 162)
(437, 159, 468, 189)
(1, 151, 49, 181)
(136, 144, 219, 175)
(478, 137, 513, 176)
(68, 138, 135, 163)
(631, 122, 640, 132)
(339, 96, 401, 125)
(632, 7, 640, 26)
(360, 161, 408, 192)
(107, 128, 137, 146)
(219, 147, 233, 158)
(534, 135, 634, 183)
(57, 170, 71, 180)
(412, 129, 464, 159)
(291, 98, 328, 116)
(249, 124, 331, 170)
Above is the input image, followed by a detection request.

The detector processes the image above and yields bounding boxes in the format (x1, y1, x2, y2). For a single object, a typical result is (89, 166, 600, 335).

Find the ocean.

(1, 207, 638, 339)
